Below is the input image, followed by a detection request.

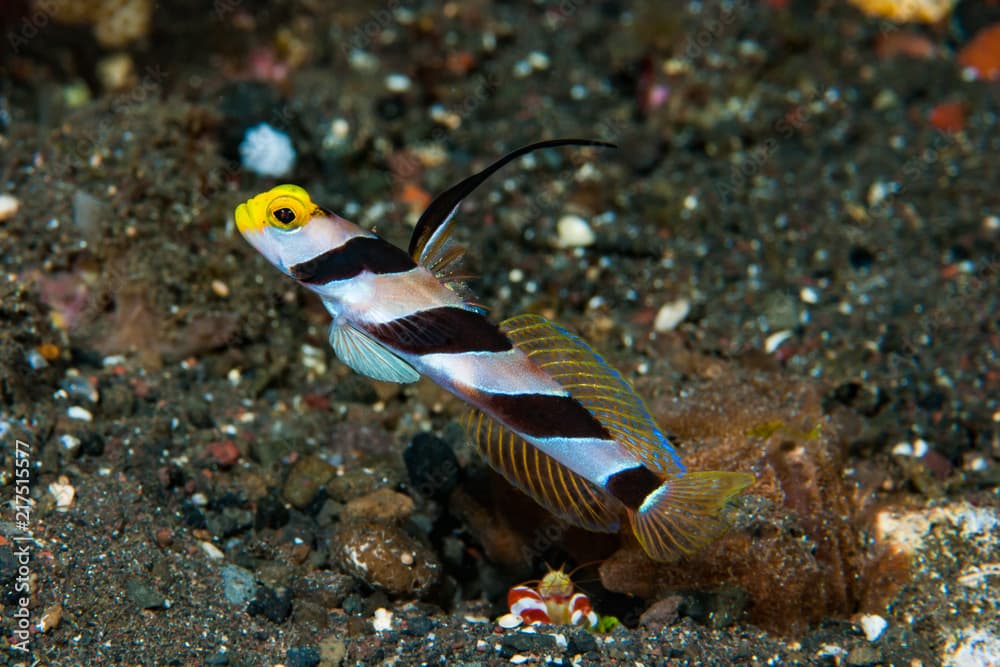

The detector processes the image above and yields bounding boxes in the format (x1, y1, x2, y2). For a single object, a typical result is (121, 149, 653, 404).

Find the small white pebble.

(385, 73, 411, 92)
(400, 552, 414, 566)
(191, 492, 208, 506)
(300, 343, 327, 375)
(464, 615, 490, 624)
(513, 59, 533, 77)
(509, 268, 524, 283)
(66, 406, 93, 422)
(509, 654, 531, 664)
(227, 368, 241, 387)
(867, 181, 890, 207)
(199, 541, 224, 560)
(331, 117, 350, 139)
(816, 644, 847, 658)
(211, 279, 229, 298)
(653, 298, 690, 332)
(372, 607, 394, 632)
(764, 330, 793, 354)
(26, 349, 48, 370)
(554, 633, 568, 649)
(891, 441, 913, 457)
(964, 455, 989, 472)
(912, 438, 929, 457)
(800, 286, 820, 304)
(49, 477, 75, 509)
(555, 214, 595, 248)
(59, 434, 82, 453)
(683, 194, 699, 210)
(984, 215, 999, 231)
(527, 51, 550, 70)
(859, 614, 888, 642)
(0, 193, 20, 222)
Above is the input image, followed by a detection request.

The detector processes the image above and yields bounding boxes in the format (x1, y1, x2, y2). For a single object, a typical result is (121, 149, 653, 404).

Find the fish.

(233, 139, 754, 562)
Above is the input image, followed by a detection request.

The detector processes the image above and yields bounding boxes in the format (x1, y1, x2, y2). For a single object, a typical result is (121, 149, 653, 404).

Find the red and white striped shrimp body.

(504, 567, 598, 629)
(234, 141, 754, 562)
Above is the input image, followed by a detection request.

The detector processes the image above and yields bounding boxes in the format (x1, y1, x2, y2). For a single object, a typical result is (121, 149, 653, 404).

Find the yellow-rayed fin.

(628, 471, 755, 561)
(466, 409, 623, 532)
(499, 314, 684, 477)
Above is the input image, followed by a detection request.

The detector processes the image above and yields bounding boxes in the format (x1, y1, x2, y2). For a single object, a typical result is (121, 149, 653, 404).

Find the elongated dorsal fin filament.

(408, 139, 617, 268)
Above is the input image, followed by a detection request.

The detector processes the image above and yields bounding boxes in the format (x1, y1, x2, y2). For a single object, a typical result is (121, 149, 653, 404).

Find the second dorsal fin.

(499, 314, 686, 477)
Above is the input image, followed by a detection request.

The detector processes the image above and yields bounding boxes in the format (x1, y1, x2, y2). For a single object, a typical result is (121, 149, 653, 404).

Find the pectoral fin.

(329, 321, 421, 384)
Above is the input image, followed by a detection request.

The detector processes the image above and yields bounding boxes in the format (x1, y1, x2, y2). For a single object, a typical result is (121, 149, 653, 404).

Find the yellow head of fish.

(234, 184, 367, 281)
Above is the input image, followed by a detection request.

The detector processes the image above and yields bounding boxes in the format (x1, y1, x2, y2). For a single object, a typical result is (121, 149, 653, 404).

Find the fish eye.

(273, 207, 296, 224)
(266, 195, 309, 230)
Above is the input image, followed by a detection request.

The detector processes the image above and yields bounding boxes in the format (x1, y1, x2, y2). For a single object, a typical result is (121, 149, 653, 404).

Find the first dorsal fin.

(407, 139, 617, 271)
(499, 314, 686, 477)
(466, 408, 623, 532)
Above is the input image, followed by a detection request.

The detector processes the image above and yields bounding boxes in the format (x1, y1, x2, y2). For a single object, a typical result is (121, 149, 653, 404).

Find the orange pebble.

(38, 342, 60, 361)
(445, 51, 476, 74)
(399, 182, 431, 213)
(928, 101, 966, 132)
(875, 31, 938, 60)
(957, 23, 1000, 80)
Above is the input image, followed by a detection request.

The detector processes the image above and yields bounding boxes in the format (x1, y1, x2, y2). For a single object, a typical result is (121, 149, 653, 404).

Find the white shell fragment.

(66, 406, 94, 422)
(200, 541, 225, 560)
(372, 607, 394, 632)
(49, 477, 76, 509)
(764, 330, 794, 354)
(0, 193, 20, 222)
(654, 298, 691, 332)
(859, 614, 888, 642)
(497, 613, 522, 629)
(385, 73, 412, 92)
(555, 214, 595, 248)
(239, 123, 296, 178)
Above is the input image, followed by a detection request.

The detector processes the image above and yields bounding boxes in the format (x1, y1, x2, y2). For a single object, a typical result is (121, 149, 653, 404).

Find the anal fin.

(466, 408, 623, 532)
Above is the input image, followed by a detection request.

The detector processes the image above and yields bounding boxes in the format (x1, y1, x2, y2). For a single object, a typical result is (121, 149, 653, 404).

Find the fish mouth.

(234, 199, 263, 236)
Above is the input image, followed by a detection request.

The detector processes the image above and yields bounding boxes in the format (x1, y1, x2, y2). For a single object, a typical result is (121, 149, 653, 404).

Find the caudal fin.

(628, 471, 755, 562)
